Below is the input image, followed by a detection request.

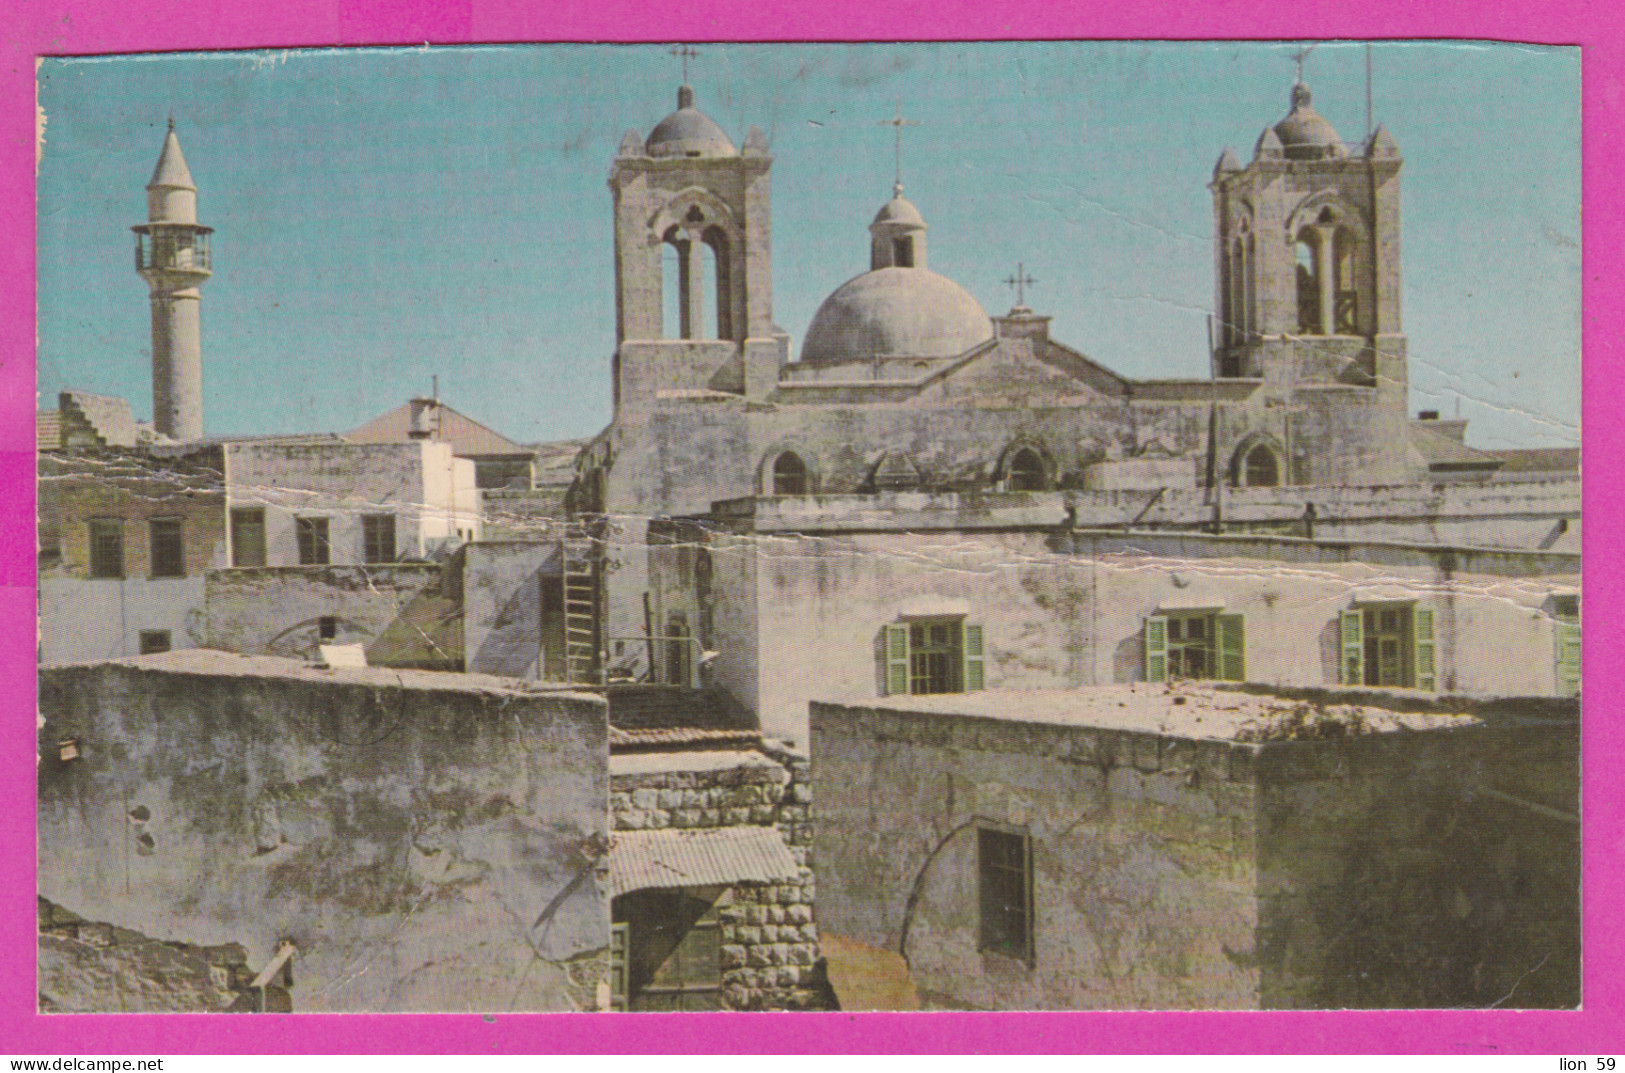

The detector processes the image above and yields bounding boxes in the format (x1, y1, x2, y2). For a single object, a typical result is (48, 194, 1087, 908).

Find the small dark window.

(665, 617, 691, 686)
(1006, 449, 1046, 492)
(978, 828, 1031, 963)
(318, 616, 338, 642)
(231, 508, 267, 568)
(772, 452, 808, 496)
(88, 519, 123, 579)
(296, 517, 331, 566)
(362, 514, 396, 564)
(892, 237, 914, 268)
(149, 519, 184, 578)
(138, 630, 171, 655)
(38, 520, 62, 571)
(1243, 446, 1280, 488)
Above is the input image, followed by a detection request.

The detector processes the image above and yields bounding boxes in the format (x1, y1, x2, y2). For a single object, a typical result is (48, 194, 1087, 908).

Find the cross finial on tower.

(167, 110, 174, 133)
(877, 97, 920, 196)
(668, 44, 700, 85)
(1291, 43, 1318, 85)
(1004, 262, 1037, 311)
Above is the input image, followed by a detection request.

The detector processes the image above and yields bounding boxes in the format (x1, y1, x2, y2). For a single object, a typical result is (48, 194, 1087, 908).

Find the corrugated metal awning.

(607, 826, 800, 899)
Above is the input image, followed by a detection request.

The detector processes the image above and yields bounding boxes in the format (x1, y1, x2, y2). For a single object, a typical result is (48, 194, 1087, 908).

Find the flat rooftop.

(61, 649, 603, 703)
(840, 684, 1480, 743)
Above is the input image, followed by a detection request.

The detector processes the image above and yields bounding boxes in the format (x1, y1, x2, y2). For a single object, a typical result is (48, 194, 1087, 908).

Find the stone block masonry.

(610, 744, 825, 1011)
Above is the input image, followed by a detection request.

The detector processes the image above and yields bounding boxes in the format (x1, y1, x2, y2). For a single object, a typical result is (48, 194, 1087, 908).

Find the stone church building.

(576, 78, 1413, 520)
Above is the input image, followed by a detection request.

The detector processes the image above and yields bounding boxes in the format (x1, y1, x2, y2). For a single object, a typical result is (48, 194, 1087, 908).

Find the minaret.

(133, 118, 212, 442)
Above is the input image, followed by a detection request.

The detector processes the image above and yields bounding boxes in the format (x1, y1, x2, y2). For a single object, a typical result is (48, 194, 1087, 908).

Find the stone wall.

(809, 695, 1579, 1010)
(811, 701, 1262, 1010)
(609, 746, 823, 1010)
(677, 525, 1577, 743)
(1252, 709, 1580, 1009)
(223, 440, 480, 564)
(39, 898, 265, 1013)
(459, 542, 557, 678)
(38, 652, 609, 1013)
(719, 479, 1580, 555)
(205, 563, 459, 669)
(37, 448, 228, 664)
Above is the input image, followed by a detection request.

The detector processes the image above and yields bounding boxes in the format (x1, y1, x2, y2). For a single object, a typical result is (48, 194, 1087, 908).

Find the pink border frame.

(4, 1, 1617, 1054)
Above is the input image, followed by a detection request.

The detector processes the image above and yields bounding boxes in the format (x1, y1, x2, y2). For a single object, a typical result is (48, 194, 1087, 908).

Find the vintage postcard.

(32, 40, 1580, 1018)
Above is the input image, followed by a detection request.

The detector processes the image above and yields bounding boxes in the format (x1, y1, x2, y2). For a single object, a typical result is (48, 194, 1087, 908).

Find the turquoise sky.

(35, 41, 1579, 449)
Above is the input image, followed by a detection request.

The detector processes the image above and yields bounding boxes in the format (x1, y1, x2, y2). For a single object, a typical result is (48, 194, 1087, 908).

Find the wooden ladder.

(562, 521, 600, 685)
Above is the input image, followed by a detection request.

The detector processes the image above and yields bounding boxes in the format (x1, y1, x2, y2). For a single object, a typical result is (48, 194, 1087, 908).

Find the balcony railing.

(134, 233, 212, 273)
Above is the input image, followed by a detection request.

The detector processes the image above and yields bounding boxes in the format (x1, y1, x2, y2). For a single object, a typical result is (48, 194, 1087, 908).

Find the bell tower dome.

(1209, 78, 1404, 381)
(1207, 77, 1411, 485)
(607, 83, 781, 419)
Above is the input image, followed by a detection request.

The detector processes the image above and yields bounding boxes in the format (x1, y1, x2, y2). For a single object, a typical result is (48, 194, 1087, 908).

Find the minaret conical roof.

(148, 122, 196, 190)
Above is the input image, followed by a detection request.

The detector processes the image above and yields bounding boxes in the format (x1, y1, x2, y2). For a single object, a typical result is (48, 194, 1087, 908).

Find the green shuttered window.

(1343, 603, 1435, 691)
(1144, 612, 1244, 683)
(880, 618, 985, 696)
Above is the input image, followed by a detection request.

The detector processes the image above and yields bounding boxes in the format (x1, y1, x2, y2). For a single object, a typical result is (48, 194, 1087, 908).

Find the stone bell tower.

(607, 83, 781, 423)
(1209, 79, 1404, 389)
(133, 119, 213, 442)
(1208, 78, 1412, 484)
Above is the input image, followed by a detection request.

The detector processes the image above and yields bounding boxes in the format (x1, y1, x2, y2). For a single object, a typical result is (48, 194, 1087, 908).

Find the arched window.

(1242, 444, 1280, 488)
(696, 241, 718, 340)
(1227, 239, 1246, 349)
(1295, 233, 1321, 334)
(659, 217, 733, 341)
(1333, 227, 1359, 334)
(772, 452, 808, 496)
(1007, 448, 1046, 492)
(704, 226, 733, 340)
(892, 236, 914, 268)
(661, 228, 688, 340)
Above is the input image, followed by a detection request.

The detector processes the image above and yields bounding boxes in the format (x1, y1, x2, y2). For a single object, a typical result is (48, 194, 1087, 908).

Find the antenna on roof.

(432, 374, 439, 403)
(1365, 42, 1374, 141)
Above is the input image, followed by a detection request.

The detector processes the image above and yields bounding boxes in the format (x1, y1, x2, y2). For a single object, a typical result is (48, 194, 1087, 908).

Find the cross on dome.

(1004, 263, 1037, 311)
(668, 44, 700, 85)
(1291, 42, 1318, 85)
(877, 97, 920, 196)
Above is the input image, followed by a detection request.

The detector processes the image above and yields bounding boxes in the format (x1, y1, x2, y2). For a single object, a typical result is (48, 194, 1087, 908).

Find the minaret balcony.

(133, 228, 212, 274)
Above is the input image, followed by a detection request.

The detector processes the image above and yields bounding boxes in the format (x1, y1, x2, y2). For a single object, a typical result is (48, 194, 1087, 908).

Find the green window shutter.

(1556, 620, 1581, 698)
(1216, 613, 1246, 682)
(1340, 610, 1364, 686)
(1412, 606, 1436, 691)
(883, 623, 910, 696)
(1144, 615, 1168, 683)
(609, 921, 629, 1011)
(962, 622, 985, 692)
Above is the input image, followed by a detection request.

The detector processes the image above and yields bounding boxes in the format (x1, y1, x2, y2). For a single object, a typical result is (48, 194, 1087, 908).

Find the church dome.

(1272, 83, 1344, 157)
(646, 84, 737, 159)
(800, 266, 993, 364)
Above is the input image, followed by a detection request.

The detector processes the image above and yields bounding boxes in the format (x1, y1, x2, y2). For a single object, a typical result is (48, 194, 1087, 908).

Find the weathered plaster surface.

(38, 653, 609, 1012)
(811, 693, 1578, 1010)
